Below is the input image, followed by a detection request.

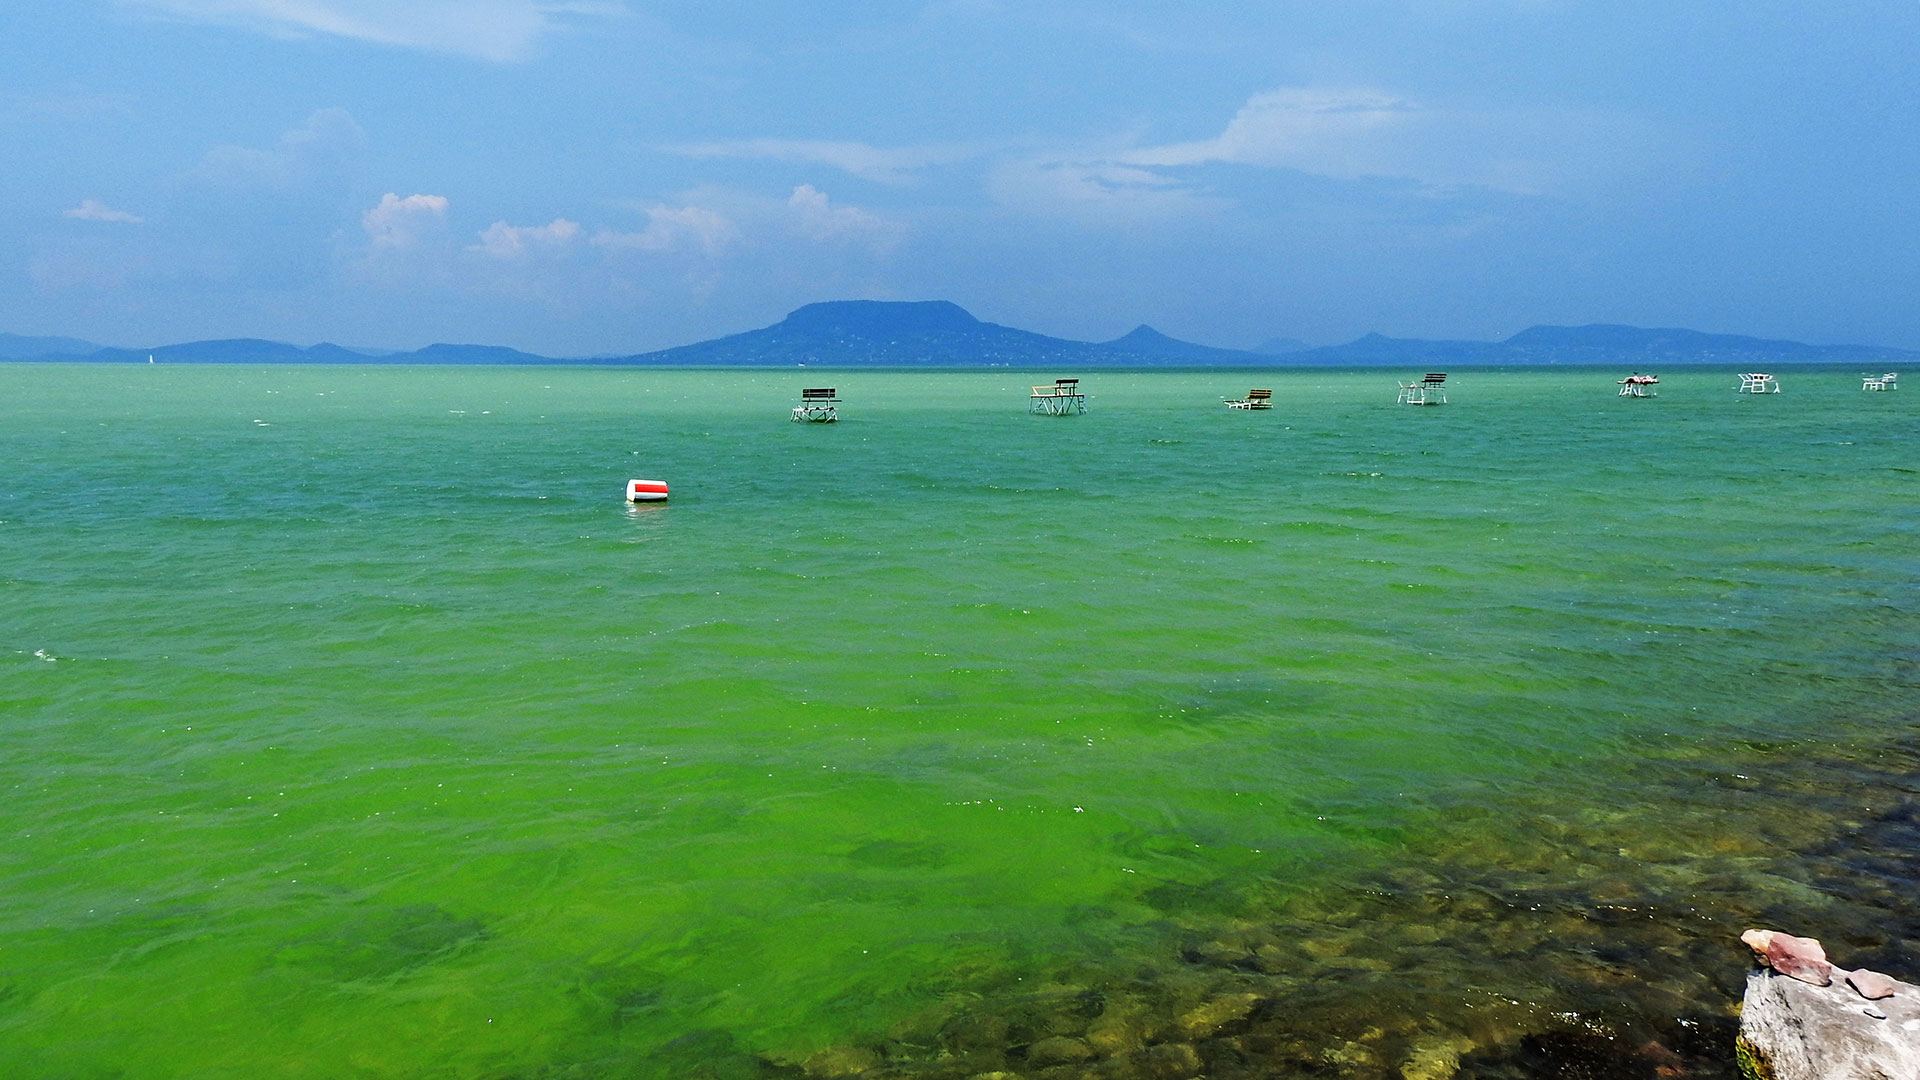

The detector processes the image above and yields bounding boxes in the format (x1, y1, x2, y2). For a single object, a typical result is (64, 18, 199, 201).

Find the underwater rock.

(944, 1013, 1012, 1052)
(1024, 1036, 1093, 1067)
(1135, 1042, 1201, 1080)
(1181, 940, 1248, 969)
(1848, 969, 1898, 1001)
(1175, 992, 1260, 1039)
(1321, 1030, 1384, 1074)
(803, 1045, 882, 1078)
(1398, 1033, 1476, 1080)
(1741, 928, 1834, 986)
(1249, 943, 1290, 973)
(1085, 1015, 1144, 1057)
(1738, 966, 1920, 1080)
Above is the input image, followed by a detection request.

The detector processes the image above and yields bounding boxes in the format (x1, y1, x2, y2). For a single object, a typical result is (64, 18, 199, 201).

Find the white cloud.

(665, 138, 979, 184)
(1129, 87, 1414, 172)
(988, 157, 1221, 222)
(471, 218, 581, 257)
(64, 199, 145, 224)
(786, 184, 899, 247)
(594, 205, 739, 256)
(1121, 85, 1645, 195)
(193, 107, 366, 190)
(125, 0, 621, 62)
(362, 192, 448, 247)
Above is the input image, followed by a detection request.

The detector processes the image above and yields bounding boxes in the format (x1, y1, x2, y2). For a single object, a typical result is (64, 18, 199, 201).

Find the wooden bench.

(1226, 388, 1273, 409)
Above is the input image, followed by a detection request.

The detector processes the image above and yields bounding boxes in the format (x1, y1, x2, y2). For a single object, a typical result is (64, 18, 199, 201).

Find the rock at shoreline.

(1741, 928, 1835, 986)
(1848, 969, 1898, 1001)
(1738, 966, 1920, 1079)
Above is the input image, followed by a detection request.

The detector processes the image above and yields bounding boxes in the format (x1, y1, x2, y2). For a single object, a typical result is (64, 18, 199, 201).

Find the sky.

(4, 1, 1919, 356)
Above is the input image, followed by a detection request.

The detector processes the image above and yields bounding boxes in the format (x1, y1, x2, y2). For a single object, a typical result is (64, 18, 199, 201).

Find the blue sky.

(5, 1, 1918, 355)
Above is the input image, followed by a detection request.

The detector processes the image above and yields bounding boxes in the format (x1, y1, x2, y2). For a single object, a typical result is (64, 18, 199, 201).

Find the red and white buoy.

(626, 478, 669, 502)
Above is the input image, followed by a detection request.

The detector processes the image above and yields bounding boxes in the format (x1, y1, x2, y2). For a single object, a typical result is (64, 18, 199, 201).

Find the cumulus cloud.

(362, 192, 448, 247)
(64, 199, 145, 224)
(596, 187, 897, 256)
(125, 0, 620, 62)
(786, 184, 898, 246)
(594, 205, 739, 256)
(471, 218, 581, 257)
(665, 138, 979, 184)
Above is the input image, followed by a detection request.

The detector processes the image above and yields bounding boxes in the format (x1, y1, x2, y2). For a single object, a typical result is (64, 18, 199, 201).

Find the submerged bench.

(1030, 378, 1086, 415)
(1397, 373, 1447, 405)
(792, 387, 840, 422)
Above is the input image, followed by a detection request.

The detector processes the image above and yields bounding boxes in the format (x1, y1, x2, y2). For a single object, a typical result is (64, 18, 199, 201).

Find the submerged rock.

(1399, 1033, 1476, 1080)
(802, 1045, 882, 1078)
(1084, 1014, 1144, 1057)
(1174, 992, 1261, 1039)
(1738, 966, 1920, 1080)
(1135, 1042, 1201, 1080)
(1023, 1036, 1093, 1067)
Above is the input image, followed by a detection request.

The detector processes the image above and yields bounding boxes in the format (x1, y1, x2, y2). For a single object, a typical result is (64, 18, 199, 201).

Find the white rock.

(1739, 968, 1920, 1080)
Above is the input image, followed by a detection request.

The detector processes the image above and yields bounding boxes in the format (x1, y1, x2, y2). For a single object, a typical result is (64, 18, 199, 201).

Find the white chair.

(1397, 373, 1447, 405)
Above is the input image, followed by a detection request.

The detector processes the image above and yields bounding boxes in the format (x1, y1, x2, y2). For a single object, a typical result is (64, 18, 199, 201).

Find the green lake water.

(2, 365, 1916, 1079)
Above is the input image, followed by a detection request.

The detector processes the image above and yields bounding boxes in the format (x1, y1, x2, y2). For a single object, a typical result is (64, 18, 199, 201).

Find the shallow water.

(0, 365, 1914, 1078)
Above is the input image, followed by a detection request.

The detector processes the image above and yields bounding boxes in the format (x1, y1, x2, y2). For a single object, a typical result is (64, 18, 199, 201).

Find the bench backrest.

(800, 387, 837, 399)
(1247, 389, 1272, 399)
(1422, 373, 1447, 385)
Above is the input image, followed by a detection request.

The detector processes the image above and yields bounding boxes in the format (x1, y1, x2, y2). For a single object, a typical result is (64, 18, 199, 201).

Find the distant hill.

(53, 339, 565, 365)
(1286, 324, 1916, 368)
(599, 301, 1279, 366)
(604, 300, 1132, 366)
(408, 343, 559, 365)
(1492, 324, 1906, 366)
(1287, 332, 1500, 367)
(1101, 325, 1268, 364)
(4, 307, 1912, 368)
(0, 333, 104, 358)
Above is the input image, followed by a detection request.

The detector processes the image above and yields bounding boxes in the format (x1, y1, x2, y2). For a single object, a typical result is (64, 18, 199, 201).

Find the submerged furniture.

(1737, 372, 1781, 393)
(791, 387, 839, 422)
(1617, 373, 1659, 397)
(1226, 388, 1273, 410)
(1863, 372, 1899, 391)
(1030, 378, 1086, 415)
(1397, 372, 1448, 405)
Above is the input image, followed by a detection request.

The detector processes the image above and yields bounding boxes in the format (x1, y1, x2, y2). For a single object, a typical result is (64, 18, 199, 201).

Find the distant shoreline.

(0, 358, 1897, 371)
(5, 300, 1913, 369)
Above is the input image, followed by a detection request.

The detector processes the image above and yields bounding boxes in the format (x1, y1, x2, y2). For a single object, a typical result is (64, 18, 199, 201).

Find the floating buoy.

(626, 479, 669, 502)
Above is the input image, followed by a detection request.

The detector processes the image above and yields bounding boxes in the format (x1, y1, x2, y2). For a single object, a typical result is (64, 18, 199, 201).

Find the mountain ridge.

(5, 304, 1913, 367)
